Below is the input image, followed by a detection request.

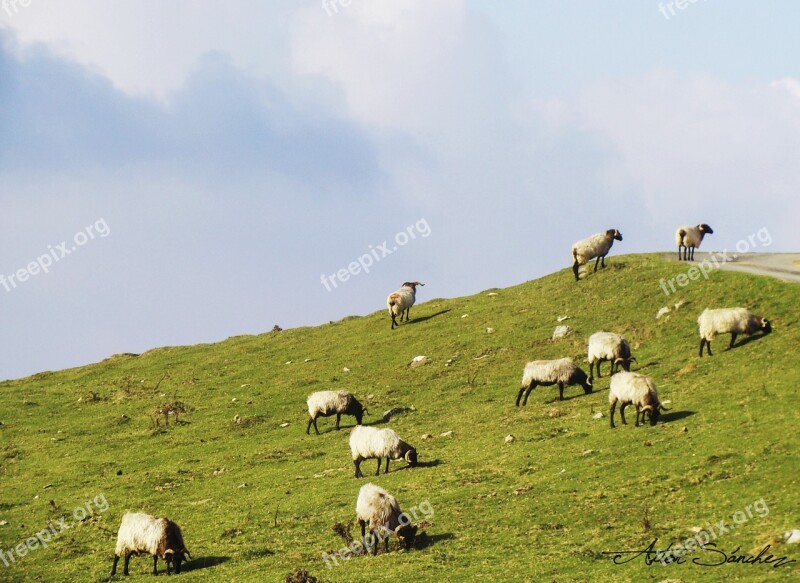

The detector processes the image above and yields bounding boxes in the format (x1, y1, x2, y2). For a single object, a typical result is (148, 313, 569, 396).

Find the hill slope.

(1, 253, 798, 582)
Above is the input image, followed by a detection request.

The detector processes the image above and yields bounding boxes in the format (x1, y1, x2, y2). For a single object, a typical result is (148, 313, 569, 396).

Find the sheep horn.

(641, 405, 653, 412)
(629, 357, 639, 364)
(659, 403, 671, 411)
(362, 407, 369, 416)
(164, 549, 174, 556)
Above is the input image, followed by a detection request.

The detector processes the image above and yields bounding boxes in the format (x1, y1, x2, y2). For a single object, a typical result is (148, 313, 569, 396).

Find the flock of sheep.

(108, 223, 773, 575)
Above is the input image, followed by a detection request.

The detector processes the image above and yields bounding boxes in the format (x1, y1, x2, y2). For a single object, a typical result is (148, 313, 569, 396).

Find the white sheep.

(516, 357, 593, 405)
(349, 425, 417, 478)
(387, 281, 424, 329)
(675, 224, 713, 261)
(110, 512, 190, 576)
(356, 483, 418, 555)
(306, 390, 366, 435)
(587, 331, 635, 381)
(608, 371, 669, 428)
(571, 229, 623, 281)
(698, 307, 771, 357)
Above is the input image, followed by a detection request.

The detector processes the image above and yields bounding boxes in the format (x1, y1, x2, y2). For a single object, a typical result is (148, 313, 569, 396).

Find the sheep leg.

(306, 417, 314, 435)
(354, 458, 363, 478)
(403, 308, 410, 322)
(634, 406, 641, 427)
(515, 386, 527, 406)
(384, 531, 391, 554)
(597, 360, 603, 378)
(689, 247, 695, 261)
(123, 553, 131, 576)
(558, 382, 564, 401)
(372, 530, 380, 556)
(391, 312, 397, 329)
(609, 399, 617, 428)
(110, 555, 120, 576)
(594, 256, 601, 272)
(728, 333, 737, 349)
(619, 402, 628, 425)
(572, 258, 580, 281)
(335, 413, 341, 430)
(375, 458, 382, 476)
(152, 555, 159, 575)
(385, 458, 390, 474)
(601, 255, 607, 268)
(522, 382, 537, 406)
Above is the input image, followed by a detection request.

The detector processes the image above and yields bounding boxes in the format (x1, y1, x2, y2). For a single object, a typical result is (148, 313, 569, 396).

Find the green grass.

(0, 253, 798, 582)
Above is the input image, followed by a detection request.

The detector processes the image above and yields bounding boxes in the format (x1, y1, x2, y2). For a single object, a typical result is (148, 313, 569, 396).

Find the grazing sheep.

(356, 483, 418, 555)
(676, 224, 713, 261)
(110, 512, 190, 576)
(587, 332, 635, 381)
(608, 371, 669, 428)
(306, 390, 365, 435)
(387, 282, 424, 329)
(349, 426, 417, 478)
(571, 229, 623, 281)
(516, 358, 593, 406)
(698, 307, 771, 357)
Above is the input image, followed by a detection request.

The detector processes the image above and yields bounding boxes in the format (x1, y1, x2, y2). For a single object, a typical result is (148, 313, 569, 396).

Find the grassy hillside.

(1, 253, 798, 582)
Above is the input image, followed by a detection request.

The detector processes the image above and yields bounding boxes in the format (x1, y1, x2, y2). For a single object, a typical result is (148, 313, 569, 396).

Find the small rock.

(504, 434, 516, 444)
(681, 426, 688, 433)
(552, 325, 574, 340)
(461, 314, 468, 318)
(643, 441, 652, 447)
(367, 394, 374, 400)
(690, 526, 703, 533)
(213, 468, 226, 476)
(233, 415, 242, 424)
(342, 367, 350, 373)
(0, 521, 7, 526)
(231, 398, 238, 403)
(582, 449, 594, 456)
(238, 483, 247, 489)
(280, 422, 290, 428)
(656, 306, 671, 320)
(421, 434, 433, 440)
(785, 529, 800, 544)
(559, 468, 566, 473)
(116, 470, 123, 476)
(43, 484, 53, 489)
(557, 315, 571, 322)
(285, 361, 292, 365)
(487, 292, 499, 297)
(440, 430, 453, 437)
(486, 327, 495, 334)
(409, 356, 428, 368)
(674, 300, 686, 311)
(240, 384, 250, 388)
(592, 411, 603, 419)
(304, 358, 312, 362)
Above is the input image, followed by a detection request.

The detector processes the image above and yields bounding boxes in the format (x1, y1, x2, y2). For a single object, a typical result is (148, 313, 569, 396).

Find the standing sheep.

(349, 426, 417, 478)
(608, 371, 669, 428)
(356, 483, 418, 555)
(587, 331, 635, 382)
(387, 282, 424, 329)
(571, 229, 623, 281)
(676, 224, 713, 261)
(698, 308, 771, 357)
(110, 512, 190, 576)
(516, 358, 593, 405)
(306, 390, 365, 435)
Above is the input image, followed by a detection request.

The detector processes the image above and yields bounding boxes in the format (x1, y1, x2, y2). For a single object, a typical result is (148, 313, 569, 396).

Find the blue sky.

(1, 1, 798, 379)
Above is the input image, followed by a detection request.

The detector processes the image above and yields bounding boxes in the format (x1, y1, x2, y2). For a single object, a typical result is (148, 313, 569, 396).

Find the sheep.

(587, 331, 636, 382)
(676, 224, 713, 261)
(608, 371, 669, 428)
(516, 357, 593, 406)
(698, 307, 771, 357)
(571, 229, 623, 281)
(356, 483, 418, 555)
(387, 281, 424, 329)
(110, 512, 190, 577)
(349, 425, 417, 478)
(306, 390, 366, 435)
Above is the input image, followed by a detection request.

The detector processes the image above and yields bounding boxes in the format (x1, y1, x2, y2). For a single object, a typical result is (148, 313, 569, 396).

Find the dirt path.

(660, 252, 800, 284)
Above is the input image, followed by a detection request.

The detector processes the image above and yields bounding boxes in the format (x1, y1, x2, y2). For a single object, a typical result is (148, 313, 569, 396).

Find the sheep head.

(401, 281, 424, 290)
(395, 524, 418, 550)
(164, 548, 189, 574)
(405, 447, 418, 467)
(607, 229, 623, 241)
(699, 224, 714, 234)
(760, 318, 772, 334)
